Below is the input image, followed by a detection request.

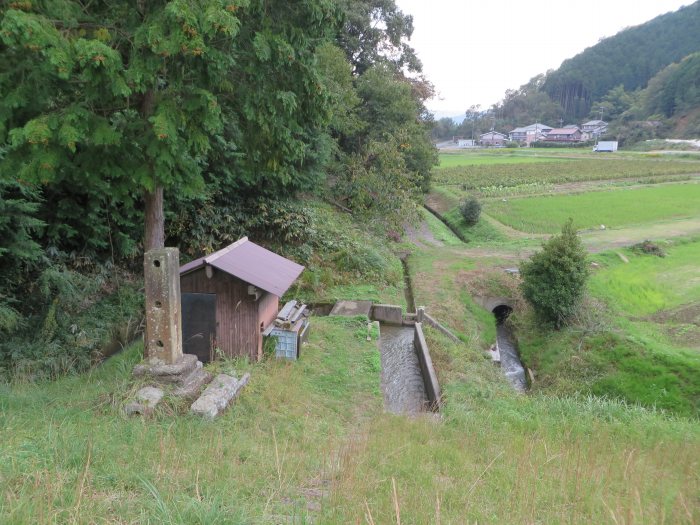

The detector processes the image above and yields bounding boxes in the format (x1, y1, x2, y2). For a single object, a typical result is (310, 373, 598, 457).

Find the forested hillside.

(433, 1, 700, 143)
(542, 1, 700, 119)
(0, 0, 436, 379)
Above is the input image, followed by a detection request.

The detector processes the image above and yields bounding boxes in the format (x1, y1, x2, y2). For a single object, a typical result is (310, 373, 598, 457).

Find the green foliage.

(520, 220, 589, 327)
(643, 52, 700, 117)
(324, 23, 437, 225)
(332, 132, 422, 230)
(336, 0, 420, 75)
(0, 260, 142, 381)
(459, 196, 481, 226)
(0, 1, 341, 255)
(0, 179, 44, 265)
(168, 194, 317, 258)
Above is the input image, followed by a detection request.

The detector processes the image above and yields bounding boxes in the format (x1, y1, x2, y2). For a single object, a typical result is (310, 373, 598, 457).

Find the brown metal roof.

(180, 237, 304, 297)
(547, 127, 580, 134)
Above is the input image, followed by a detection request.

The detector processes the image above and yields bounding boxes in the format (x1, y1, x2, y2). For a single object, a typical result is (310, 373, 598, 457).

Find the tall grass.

(2, 318, 698, 523)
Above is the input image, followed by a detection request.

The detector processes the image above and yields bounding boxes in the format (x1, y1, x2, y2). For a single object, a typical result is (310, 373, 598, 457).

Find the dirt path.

(581, 217, 700, 251)
(404, 220, 444, 248)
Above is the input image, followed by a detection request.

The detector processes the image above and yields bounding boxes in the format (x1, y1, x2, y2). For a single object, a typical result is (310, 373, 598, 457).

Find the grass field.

(434, 158, 700, 189)
(2, 318, 699, 523)
(484, 182, 700, 233)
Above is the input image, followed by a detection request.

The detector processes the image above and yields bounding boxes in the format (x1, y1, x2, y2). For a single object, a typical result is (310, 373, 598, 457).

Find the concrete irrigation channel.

(486, 301, 528, 392)
(325, 299, 442, 416)
(377, 323, 429, 414)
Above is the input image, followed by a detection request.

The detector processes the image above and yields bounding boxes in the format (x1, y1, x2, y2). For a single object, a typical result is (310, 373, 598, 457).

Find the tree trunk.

(141, 88, 164, 252)
(144, 186, 165, 251)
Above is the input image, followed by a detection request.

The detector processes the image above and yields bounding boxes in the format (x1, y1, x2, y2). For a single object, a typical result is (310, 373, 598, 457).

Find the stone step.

(173, 367, 213, 399)
(190, 373, 250, 419)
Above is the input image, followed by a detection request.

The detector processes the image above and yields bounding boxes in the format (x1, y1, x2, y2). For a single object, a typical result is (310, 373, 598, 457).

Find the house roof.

(547, 127, 580, 135)
(510, 123, 553, 133)
(582, 120, 607, 126)
(480, 131, 507, 138)
(180, 237, 304, 297)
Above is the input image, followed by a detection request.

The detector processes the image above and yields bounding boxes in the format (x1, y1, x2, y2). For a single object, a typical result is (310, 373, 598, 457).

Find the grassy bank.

(2, 317, 699, 523)
(517, 239, 700, 417)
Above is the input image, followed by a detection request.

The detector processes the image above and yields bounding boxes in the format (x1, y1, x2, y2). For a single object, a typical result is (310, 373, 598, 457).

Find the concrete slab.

(330, 300, 373, 317)
(173, 368, 213, 398)
(125, 386, 164, 416)
(191, 373, 250, 419)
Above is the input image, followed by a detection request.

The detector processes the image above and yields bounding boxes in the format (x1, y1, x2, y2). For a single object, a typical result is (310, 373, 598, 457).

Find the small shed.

(179, 237, 304, 363)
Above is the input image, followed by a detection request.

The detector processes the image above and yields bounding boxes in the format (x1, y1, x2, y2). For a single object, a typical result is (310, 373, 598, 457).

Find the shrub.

(519, 219, 589, 328)
(459, 197, 482, 226)
(631, 240, 666, 257)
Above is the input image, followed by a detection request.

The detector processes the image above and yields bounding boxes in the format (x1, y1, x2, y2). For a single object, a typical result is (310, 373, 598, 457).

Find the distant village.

(453, 120, 609, 148)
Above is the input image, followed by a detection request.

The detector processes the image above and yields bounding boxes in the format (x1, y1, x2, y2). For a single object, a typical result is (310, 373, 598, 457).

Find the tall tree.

(1, 1, 245, 251)
(336, 0, 420, 75)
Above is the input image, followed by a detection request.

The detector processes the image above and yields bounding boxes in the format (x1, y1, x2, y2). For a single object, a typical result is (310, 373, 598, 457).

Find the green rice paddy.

(484, 183, 700, 233)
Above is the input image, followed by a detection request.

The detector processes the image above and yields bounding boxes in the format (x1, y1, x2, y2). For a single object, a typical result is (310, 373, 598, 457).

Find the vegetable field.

(434, 159, 700, 188)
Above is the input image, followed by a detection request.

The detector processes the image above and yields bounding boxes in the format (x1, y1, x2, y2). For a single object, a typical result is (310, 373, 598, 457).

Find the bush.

(459, 197, 482, 226)
(631, 240, 666, 257)
(519, 219, 589, 328)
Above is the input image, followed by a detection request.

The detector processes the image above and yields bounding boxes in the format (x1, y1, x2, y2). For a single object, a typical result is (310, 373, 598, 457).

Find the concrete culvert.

(490, 304, 528, 392)
(492, 304, 512, 324)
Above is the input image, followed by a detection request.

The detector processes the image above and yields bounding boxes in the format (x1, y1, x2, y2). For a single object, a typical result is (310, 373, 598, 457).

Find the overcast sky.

(394, 0, 691, 119)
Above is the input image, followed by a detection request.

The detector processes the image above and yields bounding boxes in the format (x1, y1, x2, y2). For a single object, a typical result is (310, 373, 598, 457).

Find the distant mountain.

(542, 1, 700, 119)
(430, 110, 465, 124)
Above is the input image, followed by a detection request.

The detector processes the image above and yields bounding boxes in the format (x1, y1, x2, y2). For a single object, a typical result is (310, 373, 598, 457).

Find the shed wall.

(181, 267, 261, 361)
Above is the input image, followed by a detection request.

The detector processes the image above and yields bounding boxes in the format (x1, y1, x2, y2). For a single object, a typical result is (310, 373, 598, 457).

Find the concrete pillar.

(416, 306, 425, 323)
(144, 248, 183, 364)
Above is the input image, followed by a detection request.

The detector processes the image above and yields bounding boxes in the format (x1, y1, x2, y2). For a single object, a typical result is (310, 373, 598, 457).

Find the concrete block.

(371, 304, 403, 325)
(191, 373, 250, 419)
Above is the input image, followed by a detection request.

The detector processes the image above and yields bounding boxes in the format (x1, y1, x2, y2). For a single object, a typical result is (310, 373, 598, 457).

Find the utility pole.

(596, 107, 605, 146)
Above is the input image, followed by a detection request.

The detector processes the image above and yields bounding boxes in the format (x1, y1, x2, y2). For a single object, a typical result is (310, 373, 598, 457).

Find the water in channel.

(378, 324, 428, 414)
(493, 306, 528, 392)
